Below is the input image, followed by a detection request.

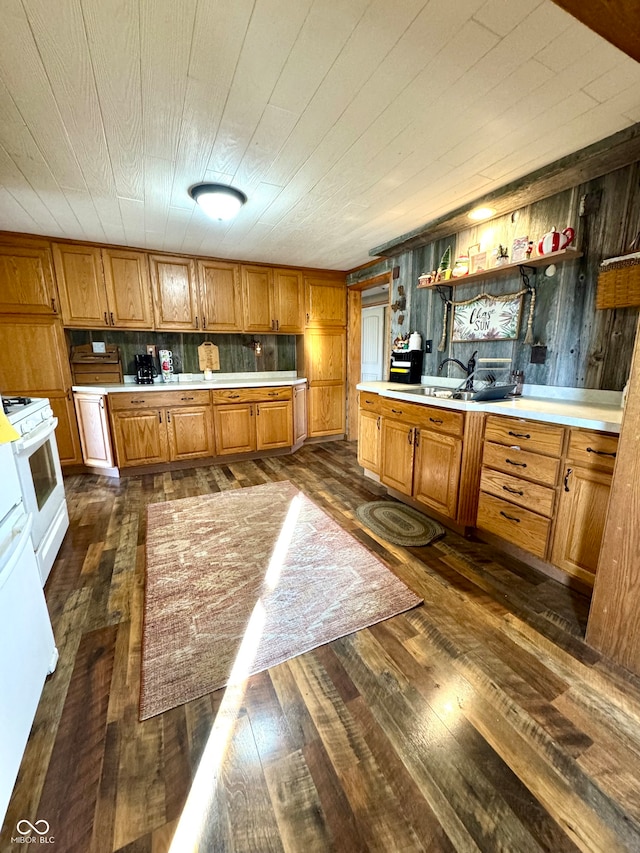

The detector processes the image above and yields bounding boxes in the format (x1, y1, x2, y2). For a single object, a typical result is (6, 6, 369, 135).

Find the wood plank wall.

(348, 160, 640, 390)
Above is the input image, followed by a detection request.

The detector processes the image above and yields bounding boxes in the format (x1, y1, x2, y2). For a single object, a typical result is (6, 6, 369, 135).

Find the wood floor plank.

(7, 442, 640, 852)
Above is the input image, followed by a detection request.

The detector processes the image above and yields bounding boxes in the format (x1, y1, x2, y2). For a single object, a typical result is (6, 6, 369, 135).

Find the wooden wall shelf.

(420, 248, 583, 288)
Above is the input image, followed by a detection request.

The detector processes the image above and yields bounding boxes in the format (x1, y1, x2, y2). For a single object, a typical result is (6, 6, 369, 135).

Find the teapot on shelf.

(538, 226, 575, 256)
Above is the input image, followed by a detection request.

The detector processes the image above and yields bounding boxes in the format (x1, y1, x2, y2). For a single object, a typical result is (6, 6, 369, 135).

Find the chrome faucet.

(438, 350, 478, 391)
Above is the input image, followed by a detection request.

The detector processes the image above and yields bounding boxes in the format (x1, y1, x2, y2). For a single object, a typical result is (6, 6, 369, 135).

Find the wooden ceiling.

(0, 0, 639, 271)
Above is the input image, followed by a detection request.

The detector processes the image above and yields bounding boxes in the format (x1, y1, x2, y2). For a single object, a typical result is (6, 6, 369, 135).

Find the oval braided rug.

(356, 501, 445, 546)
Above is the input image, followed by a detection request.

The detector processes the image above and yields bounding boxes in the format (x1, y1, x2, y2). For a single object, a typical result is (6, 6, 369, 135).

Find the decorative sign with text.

(452, 294, 522, 342)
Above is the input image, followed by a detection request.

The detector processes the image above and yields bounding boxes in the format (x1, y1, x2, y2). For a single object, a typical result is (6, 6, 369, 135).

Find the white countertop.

(73, 372, 307, 395)
(357, 380, 624, 434)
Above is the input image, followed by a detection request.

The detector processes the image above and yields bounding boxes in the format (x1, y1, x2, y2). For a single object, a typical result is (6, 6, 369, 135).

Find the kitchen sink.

(401, 384, 516, 402)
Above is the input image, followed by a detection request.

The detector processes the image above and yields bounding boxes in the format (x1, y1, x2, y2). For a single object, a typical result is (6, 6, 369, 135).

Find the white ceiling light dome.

(189, 183, 247, 221)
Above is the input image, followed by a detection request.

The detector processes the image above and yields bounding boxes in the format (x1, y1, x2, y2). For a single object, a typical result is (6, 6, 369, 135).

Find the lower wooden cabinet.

(550, 429, 617, 581)
(413, 430, 462, 519)
(357, 410, 381, 474)
(213, 386, 295, 457)
(74, 392, 114, 468)
(293, 383, 307, 445)
(308, 384, 345, 436)
(380, 418, 415, 495)
(49, 392, 83, 466)
(110, 392, 214, 467)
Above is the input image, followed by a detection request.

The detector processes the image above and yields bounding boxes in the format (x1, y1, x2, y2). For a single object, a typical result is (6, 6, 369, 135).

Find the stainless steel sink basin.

(403, 386, 475, 401)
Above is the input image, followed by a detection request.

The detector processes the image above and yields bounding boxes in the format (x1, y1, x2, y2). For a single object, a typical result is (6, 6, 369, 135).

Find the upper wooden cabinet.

(0, 242, 59, 316)
(150, 254, 199, 331)
(242, 265, 304, 333)
(102, 248, 154, 329)
(54, 243, 153, 329)
(305, 275, 347, 327)
(197, 260, 243, 332)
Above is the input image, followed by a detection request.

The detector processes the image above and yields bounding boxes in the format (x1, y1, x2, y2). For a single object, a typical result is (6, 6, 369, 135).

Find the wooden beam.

(586, 313, 640, 674)
(550, 0, 640, 64)
(371, 123, 640, 258)
(348, 272, 392, 292)
(347, 289, 362, 441)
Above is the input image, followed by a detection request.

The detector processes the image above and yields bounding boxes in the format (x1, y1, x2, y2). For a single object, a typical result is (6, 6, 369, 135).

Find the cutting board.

(198, 341, 220, 371)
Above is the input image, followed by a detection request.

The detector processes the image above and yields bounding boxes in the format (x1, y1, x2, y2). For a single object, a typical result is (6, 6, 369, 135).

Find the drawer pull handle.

(564, 467, 573, 492)
(365, 400, 373, 404)
(392, 408, 402, 414)
(429, 417, 443, 424)
(500, 510, 521, 523)
(181, 396, 194, 401)
(408, 428, 413, 445)
(506, 458, 527, 468)
(268, 392, 279, 396)
(104, 311, 109, 325)
(131, 399, 145, 403)
(110, 311, 114, 325)
(508, 430, 530, 439)
(377, 416, 381, 430)
(586, 447, 617, 458)
(229, 394, 240, 399)
(502, 485, 524, 496)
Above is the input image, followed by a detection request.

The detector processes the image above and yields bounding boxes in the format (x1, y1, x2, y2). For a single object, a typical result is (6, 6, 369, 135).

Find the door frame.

(347, 272, 392, 440)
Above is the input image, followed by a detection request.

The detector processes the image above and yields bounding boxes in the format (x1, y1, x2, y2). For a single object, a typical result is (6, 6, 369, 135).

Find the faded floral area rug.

(140, 480, 421, 719)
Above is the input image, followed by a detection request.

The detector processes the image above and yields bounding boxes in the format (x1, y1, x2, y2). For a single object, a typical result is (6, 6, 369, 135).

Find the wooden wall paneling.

(347, 288, 361, 441)
(586, 313, 640, 674)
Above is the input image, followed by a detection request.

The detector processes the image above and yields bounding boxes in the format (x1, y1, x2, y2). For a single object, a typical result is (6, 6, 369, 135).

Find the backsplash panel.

(67, 331, 297, 376)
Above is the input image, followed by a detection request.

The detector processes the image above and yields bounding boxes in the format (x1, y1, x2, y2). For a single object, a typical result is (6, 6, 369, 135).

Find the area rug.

(140, 481, 421, 719)
(356, 501, 446, 546)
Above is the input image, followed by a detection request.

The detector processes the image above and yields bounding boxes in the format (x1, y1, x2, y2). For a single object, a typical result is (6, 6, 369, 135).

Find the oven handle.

(13, 418, 58, 455)
(0, 513, 33, 591)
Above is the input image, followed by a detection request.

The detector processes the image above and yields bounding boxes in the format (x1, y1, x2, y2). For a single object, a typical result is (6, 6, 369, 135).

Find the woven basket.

(597, 254, 640, 309)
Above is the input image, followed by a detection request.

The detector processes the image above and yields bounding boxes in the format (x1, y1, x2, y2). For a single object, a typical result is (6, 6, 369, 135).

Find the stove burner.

(2, 396, 32, 414)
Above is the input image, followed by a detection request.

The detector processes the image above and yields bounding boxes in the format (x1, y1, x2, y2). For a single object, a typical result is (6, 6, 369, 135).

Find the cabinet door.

(551, 466, 612, 580)
(53, 243, 109, 327)
(150, 254, 199, 331)
(242, 265, 274, 332)
(166, 405, 215, 461)
(293, 384, 307, 445)
(305, 277, 346, 326)
(73, 393, 114, 468)
(307, 384, 345, 437)
(102, 248, 153, 329)
(111, 409, 168, 467)
(413, 430, 462, 519)
(305, 329, 346, 382)
(380, 419, 415, 496)
(213, 404, 255, 455)
(273, 268, 304, 333)
(256, 400, 292, 450)
(198, 260, 243, 332)
(358, 411, 381, 473)
(0, 243, 58, 316)
(49, 392, 83, 467)
(0, 317, 72, 392)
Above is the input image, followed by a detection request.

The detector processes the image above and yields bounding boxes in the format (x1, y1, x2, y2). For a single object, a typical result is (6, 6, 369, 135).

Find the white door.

(361, 306, 386, 381)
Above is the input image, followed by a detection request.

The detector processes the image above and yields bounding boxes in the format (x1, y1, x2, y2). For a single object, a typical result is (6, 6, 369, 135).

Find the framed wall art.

(469, 251, 488, 274)
(452, 293, 522, 342)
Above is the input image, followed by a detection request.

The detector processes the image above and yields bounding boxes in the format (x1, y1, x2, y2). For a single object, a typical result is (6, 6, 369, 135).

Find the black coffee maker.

(135, 353, 155, 384)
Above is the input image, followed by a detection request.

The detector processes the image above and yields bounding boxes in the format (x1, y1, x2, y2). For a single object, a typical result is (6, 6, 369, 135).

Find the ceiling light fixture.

(468, 206, 496, 221)
(189, 183, 247, 221)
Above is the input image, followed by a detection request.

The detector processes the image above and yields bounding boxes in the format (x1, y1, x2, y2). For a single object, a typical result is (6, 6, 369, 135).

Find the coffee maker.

(134, 353, 155, 384)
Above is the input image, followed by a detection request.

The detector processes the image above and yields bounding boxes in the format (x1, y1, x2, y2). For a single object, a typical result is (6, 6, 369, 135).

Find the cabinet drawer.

(109, 390, 210, 410)
(359, 391, 382, 413)
(211, 386, 292, 404)
(479, 468, 556, 518)
(482, 441, 560, 487)
(379, 397, 463, 436)
(74, 371, 122, 385)
(476, 492, 550, 559)
(566, 429, 618, 472)
(484, 415, 564, 457)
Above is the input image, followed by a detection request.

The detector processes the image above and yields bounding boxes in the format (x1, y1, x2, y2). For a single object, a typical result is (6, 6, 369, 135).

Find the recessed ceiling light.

(189, 183, 247, 220)
(468, 206, 496, 221)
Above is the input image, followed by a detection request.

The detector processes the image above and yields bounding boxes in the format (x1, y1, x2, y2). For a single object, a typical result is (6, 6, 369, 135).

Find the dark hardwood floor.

(3, 441, 640, 852)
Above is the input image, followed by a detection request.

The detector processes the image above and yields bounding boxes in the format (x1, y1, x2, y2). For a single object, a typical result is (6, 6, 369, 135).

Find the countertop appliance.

(0, 431, 58, 827)
(389, 349, 424, 384)
(135, 353, 155, 384)
(4, 396, 69, 586)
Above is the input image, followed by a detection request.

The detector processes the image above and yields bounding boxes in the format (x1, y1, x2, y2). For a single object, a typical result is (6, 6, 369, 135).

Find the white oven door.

(12, 417, 66, 560)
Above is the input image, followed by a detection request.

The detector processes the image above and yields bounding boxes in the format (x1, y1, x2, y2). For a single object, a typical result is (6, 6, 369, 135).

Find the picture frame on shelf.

(469, 251, 488, 274)
(511, 236, 529, 263)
